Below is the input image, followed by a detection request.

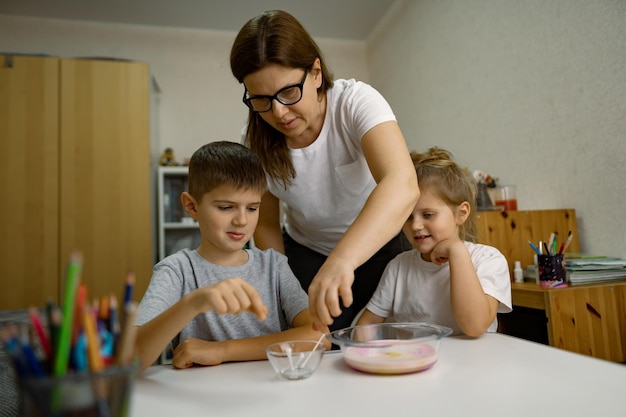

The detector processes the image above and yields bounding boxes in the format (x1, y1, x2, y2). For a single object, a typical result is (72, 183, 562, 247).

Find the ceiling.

(0, 0, 397, 41)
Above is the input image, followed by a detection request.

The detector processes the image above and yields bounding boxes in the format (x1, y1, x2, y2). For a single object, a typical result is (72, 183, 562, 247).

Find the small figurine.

(472, 170, 497, 188)
(473, 170, 498, 211)
(159, 148, 178, 166)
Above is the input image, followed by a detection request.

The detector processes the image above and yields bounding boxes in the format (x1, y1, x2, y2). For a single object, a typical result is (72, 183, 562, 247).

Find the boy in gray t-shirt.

(135, 142, 327, 372)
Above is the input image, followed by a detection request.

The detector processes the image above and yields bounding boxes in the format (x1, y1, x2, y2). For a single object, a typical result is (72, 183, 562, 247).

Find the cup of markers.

(529, 231, 573, 288)
(1, 252, 140, 417)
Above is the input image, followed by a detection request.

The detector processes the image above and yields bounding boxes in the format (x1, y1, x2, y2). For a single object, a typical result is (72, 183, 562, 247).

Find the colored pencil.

(53, 251, 83, 376)
(116, 301, 138, 366)
(29, 307, 52, 360)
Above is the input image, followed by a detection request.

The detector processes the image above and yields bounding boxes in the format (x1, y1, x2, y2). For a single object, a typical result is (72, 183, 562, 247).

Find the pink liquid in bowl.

(343, 340, 438, 375)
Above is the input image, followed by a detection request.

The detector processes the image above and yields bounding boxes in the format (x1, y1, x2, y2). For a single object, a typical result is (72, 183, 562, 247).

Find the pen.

(54, 251, 83, 376)
(528, 241, 541, 256)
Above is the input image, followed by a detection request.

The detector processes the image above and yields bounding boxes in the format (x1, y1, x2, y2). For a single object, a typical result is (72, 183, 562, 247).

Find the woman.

(230, 10, 419, 332)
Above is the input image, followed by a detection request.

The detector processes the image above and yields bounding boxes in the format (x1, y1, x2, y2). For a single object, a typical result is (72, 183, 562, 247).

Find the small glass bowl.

(266, 340, 326, 380)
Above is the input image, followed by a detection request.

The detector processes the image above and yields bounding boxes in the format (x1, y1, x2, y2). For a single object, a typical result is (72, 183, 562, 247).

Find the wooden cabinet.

(476, 209, 626, 363)
(509, 282, 626, 363)
(0, 55, 153, 309)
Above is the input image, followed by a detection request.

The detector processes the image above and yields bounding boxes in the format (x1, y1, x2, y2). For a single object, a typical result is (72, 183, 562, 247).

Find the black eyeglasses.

(243, 69, 308, 113)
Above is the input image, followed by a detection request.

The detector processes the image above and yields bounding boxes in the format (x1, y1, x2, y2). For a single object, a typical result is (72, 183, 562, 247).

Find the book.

(565, 256, 626, 285)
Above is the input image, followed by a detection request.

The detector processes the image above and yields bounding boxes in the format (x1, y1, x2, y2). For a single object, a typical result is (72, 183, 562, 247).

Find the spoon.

(296, 333, 326, 369)
(280, 342, 295, 371)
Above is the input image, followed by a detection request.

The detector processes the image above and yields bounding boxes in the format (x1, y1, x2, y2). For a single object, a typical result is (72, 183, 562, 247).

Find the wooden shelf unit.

(476, 209, 626, 363)
(157, 166, 201, 260)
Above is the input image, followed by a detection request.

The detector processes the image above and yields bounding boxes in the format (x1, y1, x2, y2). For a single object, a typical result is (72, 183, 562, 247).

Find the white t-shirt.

(365, 242, 513, 335)
(267, 79, 397, 255)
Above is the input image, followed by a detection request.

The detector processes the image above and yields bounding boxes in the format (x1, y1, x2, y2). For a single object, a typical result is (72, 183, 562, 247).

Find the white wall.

(0, 14, 368, 163)
(2, 1, 625, 258)
(369, 0, 626, 257)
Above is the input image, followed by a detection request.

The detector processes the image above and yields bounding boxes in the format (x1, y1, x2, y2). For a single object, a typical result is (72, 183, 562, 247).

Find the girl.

(357, 147, 512, 336)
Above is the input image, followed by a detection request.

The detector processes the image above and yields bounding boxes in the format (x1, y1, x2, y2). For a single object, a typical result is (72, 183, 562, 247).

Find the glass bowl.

(327, 322, 452, 375)
(266, 340, 326, 380)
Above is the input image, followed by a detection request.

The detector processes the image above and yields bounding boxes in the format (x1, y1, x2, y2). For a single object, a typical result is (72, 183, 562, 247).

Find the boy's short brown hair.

(188, 141, 267, 200)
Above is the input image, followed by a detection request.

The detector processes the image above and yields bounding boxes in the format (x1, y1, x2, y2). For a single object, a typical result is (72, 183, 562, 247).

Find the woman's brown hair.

(230, 10, 334, 187)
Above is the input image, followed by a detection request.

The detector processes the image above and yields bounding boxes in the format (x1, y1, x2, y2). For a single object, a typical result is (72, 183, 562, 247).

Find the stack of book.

(565, 255, 626, 285)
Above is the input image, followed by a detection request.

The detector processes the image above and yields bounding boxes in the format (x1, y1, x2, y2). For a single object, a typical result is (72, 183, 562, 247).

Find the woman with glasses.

(230, 10, 419, 333)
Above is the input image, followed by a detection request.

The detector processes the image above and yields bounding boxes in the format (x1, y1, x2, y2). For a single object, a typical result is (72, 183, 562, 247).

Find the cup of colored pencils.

(0, 252, 140, 417)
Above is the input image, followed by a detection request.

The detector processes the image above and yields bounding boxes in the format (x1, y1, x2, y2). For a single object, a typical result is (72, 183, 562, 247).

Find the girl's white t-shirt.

(365, 242, 513, 335)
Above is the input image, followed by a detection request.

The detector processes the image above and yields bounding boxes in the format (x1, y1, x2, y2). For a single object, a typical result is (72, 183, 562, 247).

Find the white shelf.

(157, 166, 202, 260)
(163, 222, 199, 229)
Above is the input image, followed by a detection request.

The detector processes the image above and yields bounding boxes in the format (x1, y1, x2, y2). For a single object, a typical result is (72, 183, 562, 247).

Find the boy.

(135, 141, 327, 372)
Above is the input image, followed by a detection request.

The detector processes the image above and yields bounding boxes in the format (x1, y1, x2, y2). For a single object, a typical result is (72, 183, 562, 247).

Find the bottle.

(514, 261, 524, 283)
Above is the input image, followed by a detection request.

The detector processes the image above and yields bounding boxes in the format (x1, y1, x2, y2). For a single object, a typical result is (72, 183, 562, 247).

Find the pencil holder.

(17, 365, 137, 417)
(538, 254, 567, 288)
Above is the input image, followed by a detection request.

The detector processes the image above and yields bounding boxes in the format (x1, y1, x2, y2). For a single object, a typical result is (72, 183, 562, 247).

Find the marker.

(553, 232, 558, 255)
(99, 294, 110, 323)
(560, 230, 574, 254)
(20, 335, 46, 377)
(109, 294, 121, 352)
(72, 332, 88, 372)
(72, 284, 88, 344)
(123, 271, 136, 326)
(47, 302, 62, 369)
(547, 233, 555, 255)
(0, 326, 29, 377)
(54, 251, 83, 376)
(124, 271, 135, 307)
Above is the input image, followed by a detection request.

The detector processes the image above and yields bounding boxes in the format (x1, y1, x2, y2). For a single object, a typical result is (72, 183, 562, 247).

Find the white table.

(131, 333, 625, 417)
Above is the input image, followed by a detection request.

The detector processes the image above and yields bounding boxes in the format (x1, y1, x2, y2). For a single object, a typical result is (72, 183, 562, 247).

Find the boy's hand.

(172, 338, 226, 368)
(190, 277, 268, 320)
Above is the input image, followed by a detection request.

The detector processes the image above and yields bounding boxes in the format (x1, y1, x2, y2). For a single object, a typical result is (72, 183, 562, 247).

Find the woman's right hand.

(307, 256, 355, 332)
